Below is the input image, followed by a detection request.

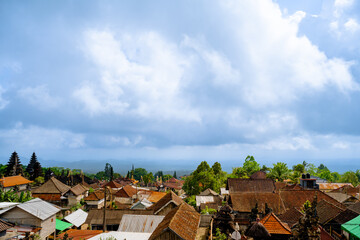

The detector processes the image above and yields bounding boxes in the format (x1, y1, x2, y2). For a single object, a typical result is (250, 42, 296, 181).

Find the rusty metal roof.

(117, 214, 164, 233)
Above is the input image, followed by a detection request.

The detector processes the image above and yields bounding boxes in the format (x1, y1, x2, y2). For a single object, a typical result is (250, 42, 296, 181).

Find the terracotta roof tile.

(104, 180, 123, 189)
(227, 178, 275, 193)
(147, 191, 167, 203)
(316, 200, 344, 224)
(114, 185, 137, 198)
(150, 191, 184, 214)
(57, 229, 103, 240)
(230, 193, 286, 214)
(149, 203, 200, 240)
(278, 207, 303, 227)
(260, 212, 292, 235)
(32, 193, 61, 201)
(0, 219, 14, 232)
(0, 175, 33, 188)
(84, 190, 105, 201)
(331, 209, 359, 224)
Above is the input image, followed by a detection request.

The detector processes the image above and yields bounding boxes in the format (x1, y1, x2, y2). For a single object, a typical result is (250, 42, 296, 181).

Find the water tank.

(306, 173, 311, 179)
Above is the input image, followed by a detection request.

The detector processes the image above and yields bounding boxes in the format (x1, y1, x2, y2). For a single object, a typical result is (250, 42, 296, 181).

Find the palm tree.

(268, 162, 290, 182)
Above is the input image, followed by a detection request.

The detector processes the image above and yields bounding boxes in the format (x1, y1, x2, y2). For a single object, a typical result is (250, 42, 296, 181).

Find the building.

(341, 215, 360, 240)
(0, 198, 60, 239)
(150, 191, 184, 215)
(0, 175, 32, 192)
(64, 183, 89, 206)
(64, 209, 88, 228)
(118, 214, 164, 233)
(32, 177, 71, 206)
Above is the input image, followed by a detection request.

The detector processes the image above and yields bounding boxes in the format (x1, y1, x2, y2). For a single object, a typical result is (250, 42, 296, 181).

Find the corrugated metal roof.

(131, 199, 153, 210)
(196, 196, 215, 207)
(318, 183, 353, 190)
(118, 215, 164, 233)
(88, 231, 151, 240)
(64, 209, 88, 227)
(56, 219, 73, 231)
(0, 202, 19, 209)
(17, 198, 60, 220)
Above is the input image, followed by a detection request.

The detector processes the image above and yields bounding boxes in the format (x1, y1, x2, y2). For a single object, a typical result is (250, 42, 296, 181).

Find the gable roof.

(131, 199, 153, 209)
(227, 178, 275, 193)
(199, 188, 218, 196)
(0, 219, 13, 232)
(230, 192, 286, 214)
(250, 171, 267, 180)
(68, 184, 88, 196)
(57, 229, 103, 240)
(13, 198, 60, 220)
(64, 209, 88, 227)
(331, 209, 359, 224)
(115, 185, 137, 198)
(118, 214, 164, 233)
(278, 207, 303, 227)
(147, 191, 167, 203)
(85, 209, 153, 225)
(316, 200, 344, 225)
(0, 175, 33, 188)
(319, 183, 353, 191)
(84, 190, 105, 201)
(104, 180, 122, 189)
(149, 203, 200, 240)
(260, 212, 292, 235)
(32, 177, 71, 194)
(325, 192, 355, 203)
(348, 202, 360, 214)
(151, 191, 184, 214)
(279, 189, 346, 211)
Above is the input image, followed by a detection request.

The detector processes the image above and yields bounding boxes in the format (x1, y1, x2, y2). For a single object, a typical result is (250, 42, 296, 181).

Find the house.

(32, 177, 71, 206)
(64, 183, 89, 206)
(84, 209, 153, 231)
(226, 178, 275, 194)
(341, 215, 360, 240)
(326, 192, 359, 206)
(348, 202, 360, 214)
(84, 190, 105, 209)
(130, 198, 153, 210)
(0, 175, 33, 192)
(330, 184, 360, 198)
(259, 212, 292, 239)
(64, 209, 88, 228)
(149, 203, 201, 240)
(104, 180, 123, 191)
(150, 191, 184, 215)
(278, 208, 303, 228)
(114, 185, 137, 199)
(196, 188, 223, 211)
(163, 177, 184, 193)
(146, 191, 167, 203)
(299, 173, 319, 189)
(316, 200, 344, 227)
(325, 209, 359, 236)
(0, 219, 14, 238)
(0, 198, 60, 239)
(118, 214, 164, 233)
(55, 219, 73, 232)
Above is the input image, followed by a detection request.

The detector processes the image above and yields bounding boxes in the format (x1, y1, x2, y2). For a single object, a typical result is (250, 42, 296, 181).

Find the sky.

(1, 0, 360, 172)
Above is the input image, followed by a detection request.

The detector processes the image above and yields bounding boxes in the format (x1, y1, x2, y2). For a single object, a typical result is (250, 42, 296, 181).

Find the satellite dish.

(231, 231, 241, 240)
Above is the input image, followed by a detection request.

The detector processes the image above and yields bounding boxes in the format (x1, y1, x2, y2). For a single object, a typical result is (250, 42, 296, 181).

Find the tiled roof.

(150, 191, 184, 214)
(227, 178, 275, 193)
(104, 181, 122, 189)
(230, 193, 286, 214)
(331, 209, 359, 224)
(147, 191, 167, 203)
(199, 188, 218, 196)
(89, 183, 100, 190)
(348, 202, 360, 214)
(330, 185, 360, 197)
(31, 193, 61, 202)
(57, 229, 103, 240)
(260, 212, 292, 235)
(316, 200, 344, 224)
(0, 219, 13, 232)
(32, 177, 71, 194)
(84, 190, 105, 201)
(115, 185, 137, 198)
(69, 184, 88, 196)
(279, 190, 346, 211)
(278, 207, 303, 227)
(163, 182, 183, 190)
(0, 175, 33, 188)
(325, 192, 354, 203)
(274, 182, 287, 192)
(250, 171, 267, 180)
(149, 203, 200, 240)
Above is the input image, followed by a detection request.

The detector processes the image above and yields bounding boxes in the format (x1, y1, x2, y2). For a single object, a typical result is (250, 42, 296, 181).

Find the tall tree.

(268, 162, 290, 182)
(243, 155, 260, 176)
(173, 171, 177, 179)
(32, 160, 43, 180)
(104, 163, 113, 181)
(26, 152, 43, 180)
(5, 151, 23, 176)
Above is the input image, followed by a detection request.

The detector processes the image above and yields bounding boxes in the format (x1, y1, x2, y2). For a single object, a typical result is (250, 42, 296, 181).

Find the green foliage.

(318, 169, 332, 182)
(331, 172, 341, 182)
(341, 171, 359, 187)
(184, 195, 196, 208)
(34, 176, 44, 185)
(0, 188, 32, 202)
(267, 162, 290, 181)
(293, 164, 305, 173)
(5, 151, 23, 176)
(133, 168, 148, 181)
(89, 187, 94, 193)
(243, 155, 260, 176)
(104, 163, 113, 181)
(173, 171, 177, 179)
(214, 228, 227, 240)
(229, 167, 248, 178)
(201, 205, 217, 214)
(306, 164, 317, 176)
(163, 174, 173, 181)
(301, 200, 312, 213)
(260, 165, 271, 173)
(143, 172, 154, 185)
(182, 161, 225, 195)
(95, 171, 106, 180)
(70, 202, 82, 212)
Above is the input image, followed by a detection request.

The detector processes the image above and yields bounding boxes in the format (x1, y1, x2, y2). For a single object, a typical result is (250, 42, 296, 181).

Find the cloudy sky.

(1, 0, 360, 171)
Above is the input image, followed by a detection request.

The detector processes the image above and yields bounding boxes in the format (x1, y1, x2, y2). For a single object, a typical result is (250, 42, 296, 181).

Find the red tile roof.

(150, 191, 184, 214)
(149, 203, 200, 240)
(32, 193, 61, 201)
(230, 193, 286, 214)
(84, 190, 105, 201)
(0, 175, 33, 188)
(57, 229, 103, 240)
(104, 181, 122, 189)
(278, 207, 303, 227)
(227, 178, 275, 193)
(260, 212, 292, 235)
(316, 200, 344, 224)
(114, 185, 137, 198)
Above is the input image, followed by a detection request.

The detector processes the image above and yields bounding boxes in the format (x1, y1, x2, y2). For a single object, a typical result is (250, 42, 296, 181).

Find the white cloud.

(334, 0, 354, 9)
(75, 30, 200, 122)
(18, 85, 61, 110)
(0, 122, 85, 149)
(0, 86, 9, 110)
(264, 136, 314, 151)
(288, 11, 307, 25)
(344, 18, 360, 32)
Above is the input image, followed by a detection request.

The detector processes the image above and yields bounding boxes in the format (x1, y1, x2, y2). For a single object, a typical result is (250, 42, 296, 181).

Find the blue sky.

(1, 0, 360, 172)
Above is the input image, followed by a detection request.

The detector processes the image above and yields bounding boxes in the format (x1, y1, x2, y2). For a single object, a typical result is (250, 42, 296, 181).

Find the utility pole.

(103, 187, 107, 232)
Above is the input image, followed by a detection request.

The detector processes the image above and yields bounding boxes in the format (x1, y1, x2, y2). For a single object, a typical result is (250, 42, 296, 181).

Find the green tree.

(341, 171, 359, 187)
(143, 172, 154, 185)
(293, 164, 305, 174)
(26, 152, 38, 178)
(268, 162, 290, 181)
(104, 163, 113, 181)
(229, 167, 248, 178)
(243, 155, 260, 176)
(133, 168, 148, 181)
(5, 151, 24, 176)
(331, 172, 341, 182)
(173, 171, 177, 179)
(306, 164, 318, 176)
(318, 169, 332, 182)
(260, 165, 271, 173)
